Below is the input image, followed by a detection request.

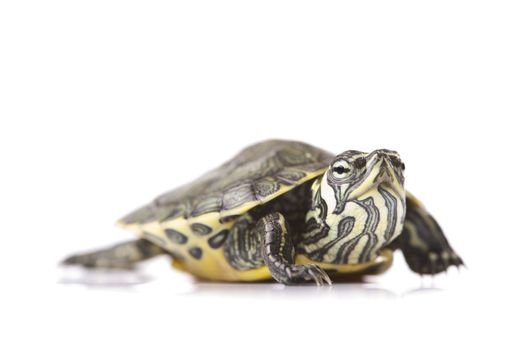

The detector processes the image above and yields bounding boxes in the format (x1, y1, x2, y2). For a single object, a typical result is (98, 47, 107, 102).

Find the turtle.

(62, 139, 463, 285)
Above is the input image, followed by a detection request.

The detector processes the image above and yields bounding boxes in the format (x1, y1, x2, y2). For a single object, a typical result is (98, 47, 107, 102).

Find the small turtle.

(63, 140, 463, 285)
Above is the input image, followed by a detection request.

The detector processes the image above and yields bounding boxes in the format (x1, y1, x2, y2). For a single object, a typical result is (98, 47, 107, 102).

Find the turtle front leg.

(395, 192, 464, 275)
(258, 213, 332, 285)
(224, 212, 331, 285)
(224, 213, 331, 285)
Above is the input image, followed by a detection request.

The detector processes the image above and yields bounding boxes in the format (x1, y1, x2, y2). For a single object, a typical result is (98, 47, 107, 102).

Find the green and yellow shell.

(118, 140, 335, 281)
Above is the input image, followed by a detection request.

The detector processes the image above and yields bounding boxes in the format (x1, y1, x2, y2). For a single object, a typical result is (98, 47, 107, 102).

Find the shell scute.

(275, 169, 307, 185)
(221, 182, 256, 211)
(118, 140, 333, 227)
(254, 178, 281, 200)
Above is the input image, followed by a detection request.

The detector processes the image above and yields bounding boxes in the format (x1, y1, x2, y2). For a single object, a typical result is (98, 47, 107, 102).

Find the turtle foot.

(405, 248, 464, 275)
(282, 264, 332, 286)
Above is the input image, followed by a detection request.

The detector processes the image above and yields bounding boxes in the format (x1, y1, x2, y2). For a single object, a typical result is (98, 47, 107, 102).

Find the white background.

(1, 1, 524, 349)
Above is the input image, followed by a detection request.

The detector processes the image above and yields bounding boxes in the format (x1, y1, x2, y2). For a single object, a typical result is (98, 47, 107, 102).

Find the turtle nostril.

(374, 150, 388, 158)
(388, 156, 402, 168)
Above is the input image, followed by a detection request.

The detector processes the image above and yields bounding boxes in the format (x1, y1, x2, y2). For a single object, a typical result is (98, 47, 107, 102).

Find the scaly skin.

(394, 193, 464, 274)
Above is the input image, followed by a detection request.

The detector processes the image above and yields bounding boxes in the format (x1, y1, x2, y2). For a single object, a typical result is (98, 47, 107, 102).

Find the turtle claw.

(286, 264, 332, 286)
(315, 267, 333, 286)
(407, 249, 464, 275)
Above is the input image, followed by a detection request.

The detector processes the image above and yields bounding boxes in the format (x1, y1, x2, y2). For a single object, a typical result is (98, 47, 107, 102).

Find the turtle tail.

(61, 239, 165, 269)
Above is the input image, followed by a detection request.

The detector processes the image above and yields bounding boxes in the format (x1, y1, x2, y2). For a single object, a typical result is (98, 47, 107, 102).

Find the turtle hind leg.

(395, 192, 464, 275)
(62, 239, 165, 269)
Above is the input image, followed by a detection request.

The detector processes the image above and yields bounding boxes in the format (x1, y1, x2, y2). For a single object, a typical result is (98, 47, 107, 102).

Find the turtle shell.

(119, 139, 334, 225)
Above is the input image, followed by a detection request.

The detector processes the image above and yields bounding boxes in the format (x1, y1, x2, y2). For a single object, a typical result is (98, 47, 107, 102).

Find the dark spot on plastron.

(188, 247, 203, 260)
(165, 228, 188, 244)
(208, 230, 229, 249)
(190, 223, 212, 236)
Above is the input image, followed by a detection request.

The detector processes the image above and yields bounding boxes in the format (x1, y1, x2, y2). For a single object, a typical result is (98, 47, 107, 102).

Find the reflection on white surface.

(58, 263, 444, 299)
(40, 261, 515, 350)
(59, 267, 154, 287)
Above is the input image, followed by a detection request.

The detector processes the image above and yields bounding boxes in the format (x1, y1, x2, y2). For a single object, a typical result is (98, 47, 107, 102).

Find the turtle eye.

(331, 159, 352, 179)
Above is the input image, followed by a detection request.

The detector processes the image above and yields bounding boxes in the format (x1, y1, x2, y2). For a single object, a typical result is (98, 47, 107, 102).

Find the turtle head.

(301, 149, 407, 264)
(320, 149, 405, 215)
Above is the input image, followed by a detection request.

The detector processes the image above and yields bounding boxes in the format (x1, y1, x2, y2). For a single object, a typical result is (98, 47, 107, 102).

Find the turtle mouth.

(375, 159, 395, 184)
(368, 150, 404, 185)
